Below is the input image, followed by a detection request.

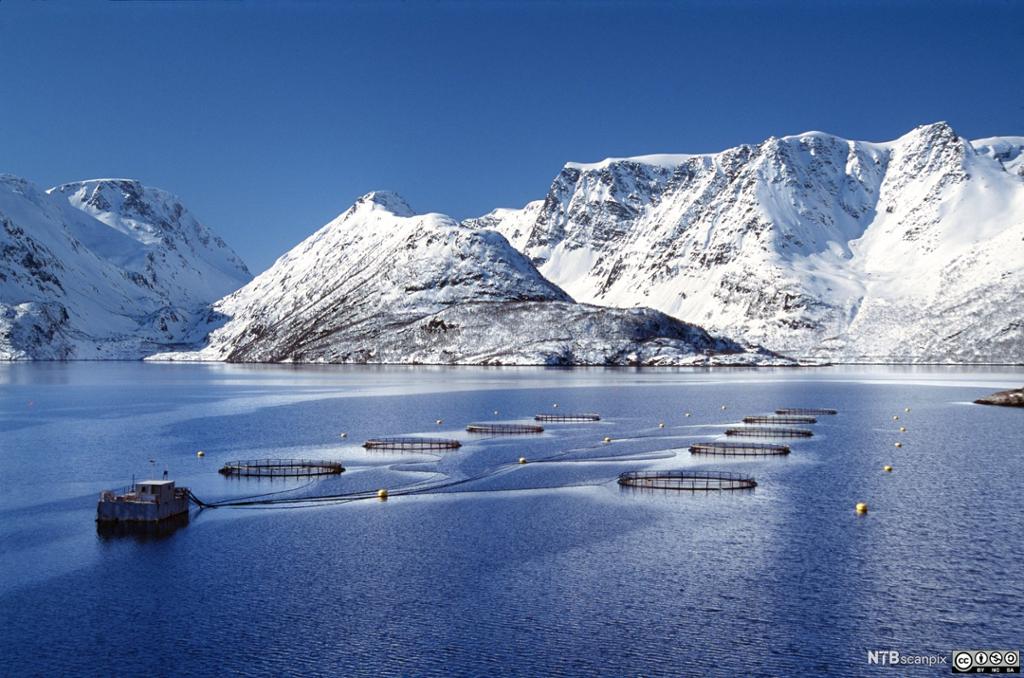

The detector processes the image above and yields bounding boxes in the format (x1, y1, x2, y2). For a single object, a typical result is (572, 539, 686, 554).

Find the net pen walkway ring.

(725, 427, 814, 438)
(742, 415, 817, 425)
(362, 437, 462, 451)
(466, 423, 545, 434)
(618, 470, 757, 491)
(534, 414, 601, 422)
(775, 408, 838, 415)
(689, 441, 791, 456)
(218, 459, 345, 477)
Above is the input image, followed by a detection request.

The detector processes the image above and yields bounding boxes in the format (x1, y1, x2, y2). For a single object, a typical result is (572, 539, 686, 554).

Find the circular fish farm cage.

(466, 423, 545, 434)
(742, 415, 817, 425)
(775, 407, 837, 416)
(689, 441, 791, 456)
(362, 437, 462, 451)
(534, 413, 601, 422)
(618, 470, 757, 491)
(218, 459, 344, 477)
(725, 427, 814, 438)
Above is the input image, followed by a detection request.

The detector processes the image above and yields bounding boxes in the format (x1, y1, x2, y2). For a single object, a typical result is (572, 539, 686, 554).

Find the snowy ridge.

(971, 136, 1024, 177)
(465, 200, 545, 251)
(156, 192, 785, 365)
(471, 123, 1024, 363)
(51, 179, 251, 305)
(0, 176, 251, 359)
(565, 154, 700, 171)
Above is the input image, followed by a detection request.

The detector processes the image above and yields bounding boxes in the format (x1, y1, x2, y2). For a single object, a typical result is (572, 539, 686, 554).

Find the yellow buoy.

(435, 419, 443, 425)
(856, 502, 869, 514)
(899, 426, 906, 432)
(883, 465, 893, 472)
(892, 415, 899, 421)
(196, 450, 205, 458)
(518, 457, 527, 465)
(603, 436, 612, 443)
(658, 422, 665, 429)
(894, 441, 902, 448)
(377, 489, 388, 500)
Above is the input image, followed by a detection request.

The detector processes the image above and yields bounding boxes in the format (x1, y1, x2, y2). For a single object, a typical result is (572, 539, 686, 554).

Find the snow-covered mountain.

(7, 122, 1018, 364)
(0, 176, 250, 359)
(467, 123, 1024, 363)
(52, 179, 251, 307)
(156, 191, 784, 365)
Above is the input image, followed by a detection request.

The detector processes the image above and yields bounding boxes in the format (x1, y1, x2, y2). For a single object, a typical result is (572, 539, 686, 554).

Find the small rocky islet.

(974, 387, 1024, 408)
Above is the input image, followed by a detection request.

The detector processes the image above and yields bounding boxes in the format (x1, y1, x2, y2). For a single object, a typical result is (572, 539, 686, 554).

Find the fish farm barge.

(775, 408, 837, 416)
(362, 437, 462, 451)
(618, 470, 757, 491)
(466, 423, 545, 434)
(725, 427, 814, 438)
(97, 480, 190, 523)
(689, 441, 791, 456)
(534, 414, 601, 422)
(218, 459, 345, 477)
(742, 415, 817, 424)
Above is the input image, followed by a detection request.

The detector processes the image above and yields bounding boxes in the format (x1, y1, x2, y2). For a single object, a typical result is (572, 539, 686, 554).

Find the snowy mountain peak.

(52, 179, 187, 236)
(898, 120, 959, 144)
(354, 190, 415, 217)
(778, 130, 844, 143)
(53, 179, 241, 255)
(50, 178, 251, 306)
(892, 121, 972, 168)
(163, 193, 573, 361)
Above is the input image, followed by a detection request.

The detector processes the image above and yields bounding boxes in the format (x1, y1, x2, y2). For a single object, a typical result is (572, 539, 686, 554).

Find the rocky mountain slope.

(468, 123, 1024, 363)
(155, 192, 784, 365)
(0, 176, 250, 359)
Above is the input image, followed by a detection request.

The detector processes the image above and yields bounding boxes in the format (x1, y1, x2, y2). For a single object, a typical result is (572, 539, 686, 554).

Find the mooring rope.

(188, 476, 321, 508)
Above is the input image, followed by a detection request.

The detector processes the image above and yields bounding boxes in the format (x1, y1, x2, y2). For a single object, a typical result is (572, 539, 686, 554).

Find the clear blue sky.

(2, 0, 1022, 273)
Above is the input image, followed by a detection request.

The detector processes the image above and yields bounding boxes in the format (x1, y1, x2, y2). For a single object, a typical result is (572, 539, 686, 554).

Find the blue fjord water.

(0, 363, 1021, 676)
